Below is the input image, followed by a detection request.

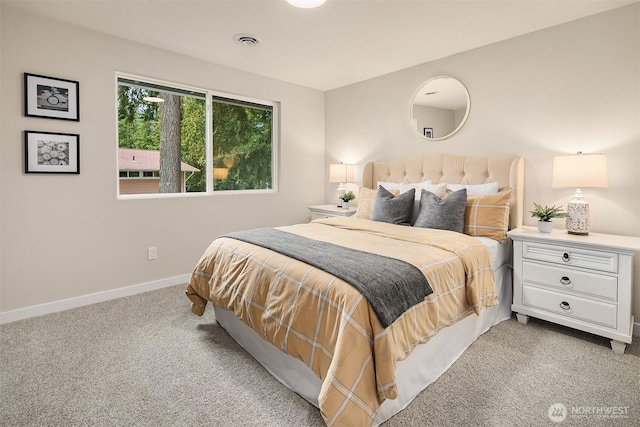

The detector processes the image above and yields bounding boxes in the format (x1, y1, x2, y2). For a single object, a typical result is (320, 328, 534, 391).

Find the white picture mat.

(26, 132, 79, 173)
(25, 74, 79, 120)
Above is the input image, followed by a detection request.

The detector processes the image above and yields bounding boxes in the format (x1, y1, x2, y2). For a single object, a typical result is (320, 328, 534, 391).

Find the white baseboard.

(0, 274, 190, 324)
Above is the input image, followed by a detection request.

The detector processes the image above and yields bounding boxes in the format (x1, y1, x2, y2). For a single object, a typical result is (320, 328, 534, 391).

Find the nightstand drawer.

(522, 261, 617, 301)
(522, 241, 618, 273)
(311, 212, 333, 220)
(522, 285, 617, 328)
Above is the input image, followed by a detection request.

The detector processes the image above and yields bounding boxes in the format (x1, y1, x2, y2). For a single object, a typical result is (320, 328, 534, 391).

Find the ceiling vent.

(233, 34, 260, 47)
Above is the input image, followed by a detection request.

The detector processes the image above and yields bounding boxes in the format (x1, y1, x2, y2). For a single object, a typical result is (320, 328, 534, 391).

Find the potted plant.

(339, 191, 356, 209)
(529, 202, 569, 233)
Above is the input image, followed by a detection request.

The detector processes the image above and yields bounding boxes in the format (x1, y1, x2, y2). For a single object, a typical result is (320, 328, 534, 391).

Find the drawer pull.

(559, 301, 571, 311)
(560, 276, 572, 286)
(562, 253, 570, 263)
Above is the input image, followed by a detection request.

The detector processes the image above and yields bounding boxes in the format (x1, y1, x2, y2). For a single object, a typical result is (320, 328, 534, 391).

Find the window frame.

(115, 72, 279, 200)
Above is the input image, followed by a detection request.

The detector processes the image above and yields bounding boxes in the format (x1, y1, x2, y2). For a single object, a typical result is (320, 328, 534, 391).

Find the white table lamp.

(329, 163, 354, 207)
(552, 152, 608, 235)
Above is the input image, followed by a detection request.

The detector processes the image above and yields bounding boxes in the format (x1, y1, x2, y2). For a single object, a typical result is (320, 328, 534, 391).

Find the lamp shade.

(552, 153, 608, 188)
(329, 164, 354, 183)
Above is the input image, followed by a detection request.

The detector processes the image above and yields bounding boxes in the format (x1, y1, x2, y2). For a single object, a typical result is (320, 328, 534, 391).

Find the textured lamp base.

(336, 183, 346, 208)
(566, 199, 590, 235)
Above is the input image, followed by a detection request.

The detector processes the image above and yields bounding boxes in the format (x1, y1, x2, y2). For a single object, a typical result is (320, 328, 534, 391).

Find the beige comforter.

(187, 217, 497, 426)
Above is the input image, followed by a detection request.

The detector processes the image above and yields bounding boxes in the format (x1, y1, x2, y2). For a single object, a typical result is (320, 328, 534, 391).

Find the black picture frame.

(24, 130, 80, 174)
(24, 73, 80, 121)
(423, 127, 434, 138)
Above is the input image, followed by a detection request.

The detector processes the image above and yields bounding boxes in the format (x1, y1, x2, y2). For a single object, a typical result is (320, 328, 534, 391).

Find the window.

(212, 96, 273, 191)
(118, 171, 159, 179)
(116, 75, 277, 197)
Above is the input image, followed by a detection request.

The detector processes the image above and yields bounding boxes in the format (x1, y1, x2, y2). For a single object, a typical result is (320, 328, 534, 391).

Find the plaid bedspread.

(223, 227, 433, 328)
(186, 217, 497, 426)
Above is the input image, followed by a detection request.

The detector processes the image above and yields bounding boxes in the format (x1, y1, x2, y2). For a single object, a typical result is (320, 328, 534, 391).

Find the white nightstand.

(508, 226, 640, 354)
(308, 204, 356, 220)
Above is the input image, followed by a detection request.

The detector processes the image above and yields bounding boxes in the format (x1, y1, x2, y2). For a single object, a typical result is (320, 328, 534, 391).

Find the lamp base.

(566, 198, 590, 235)
(336, 183, 346, 208)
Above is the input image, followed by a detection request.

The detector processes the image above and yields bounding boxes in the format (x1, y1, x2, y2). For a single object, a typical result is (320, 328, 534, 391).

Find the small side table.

(308, 204, 356, 220)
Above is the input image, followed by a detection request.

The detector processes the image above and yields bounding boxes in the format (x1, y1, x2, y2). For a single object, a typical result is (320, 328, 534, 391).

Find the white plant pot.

(537, 220, 553, 233)
(342, 201, 350, 209)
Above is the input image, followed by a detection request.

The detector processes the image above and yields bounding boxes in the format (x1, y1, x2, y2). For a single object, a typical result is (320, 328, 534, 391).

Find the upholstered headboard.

(362, 154, 524, 229)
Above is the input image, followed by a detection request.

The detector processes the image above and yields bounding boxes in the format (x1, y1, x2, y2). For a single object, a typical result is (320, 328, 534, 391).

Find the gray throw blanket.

(223, 228, 433, 328)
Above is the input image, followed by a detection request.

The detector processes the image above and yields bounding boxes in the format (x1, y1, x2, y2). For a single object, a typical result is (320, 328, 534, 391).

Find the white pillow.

(446, 182, 499, 196)
(410, 179, 432, 187)
(403, 179, 431, 185)
(377, 181, 403, 191)
(400, 182, 445, 200)
(378, 179, 431, 193)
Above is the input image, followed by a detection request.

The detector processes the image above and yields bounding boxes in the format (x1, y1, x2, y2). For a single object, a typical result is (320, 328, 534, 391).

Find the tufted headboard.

(362, 154, 524, 229)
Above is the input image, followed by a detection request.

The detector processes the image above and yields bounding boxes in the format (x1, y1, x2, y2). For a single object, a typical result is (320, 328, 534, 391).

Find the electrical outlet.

(147, 247, 157, 260)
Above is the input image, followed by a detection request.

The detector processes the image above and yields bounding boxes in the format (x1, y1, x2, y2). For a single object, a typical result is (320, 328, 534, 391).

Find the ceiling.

(5, 0, 635, 91)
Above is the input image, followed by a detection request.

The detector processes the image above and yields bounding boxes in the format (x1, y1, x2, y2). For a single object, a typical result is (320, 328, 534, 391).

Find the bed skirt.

(213, 264, 512, 426)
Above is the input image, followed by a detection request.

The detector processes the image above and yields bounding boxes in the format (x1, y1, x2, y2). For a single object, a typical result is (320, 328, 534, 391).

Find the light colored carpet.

(1, 284, 638, 426)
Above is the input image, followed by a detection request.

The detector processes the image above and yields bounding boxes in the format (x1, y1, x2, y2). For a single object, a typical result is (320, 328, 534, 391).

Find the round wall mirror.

(410, 76, 470, 141)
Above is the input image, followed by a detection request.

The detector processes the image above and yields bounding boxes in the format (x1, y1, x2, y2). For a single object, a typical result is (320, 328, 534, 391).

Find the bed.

(187, 154, 524, 426)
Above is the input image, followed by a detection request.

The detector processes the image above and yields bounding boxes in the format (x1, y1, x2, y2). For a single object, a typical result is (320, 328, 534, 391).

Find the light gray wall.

(326, 5, 640, 326)
(0, 6, 325, 313)
(2, 3, 639, 327)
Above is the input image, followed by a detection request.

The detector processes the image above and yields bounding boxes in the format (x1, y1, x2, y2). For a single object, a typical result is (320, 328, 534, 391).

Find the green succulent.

(339, 191, 356, 202)
(529, 202, 569, 222)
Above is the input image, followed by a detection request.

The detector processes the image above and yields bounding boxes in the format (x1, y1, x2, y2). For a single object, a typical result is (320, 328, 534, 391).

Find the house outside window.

(116, 74, 278, 197)
(118, 148, 199, 194)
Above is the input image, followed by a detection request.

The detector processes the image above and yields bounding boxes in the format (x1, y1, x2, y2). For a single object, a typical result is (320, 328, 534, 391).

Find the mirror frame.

(410, 76, 471, 141)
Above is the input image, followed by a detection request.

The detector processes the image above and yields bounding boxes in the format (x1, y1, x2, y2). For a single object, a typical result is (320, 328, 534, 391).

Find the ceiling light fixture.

(233, 33, 260, 47)
(286, 0, 326, 8)
(143, 96, 164, 103)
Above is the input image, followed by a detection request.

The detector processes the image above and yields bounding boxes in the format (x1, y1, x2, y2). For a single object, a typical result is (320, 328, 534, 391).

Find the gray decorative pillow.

(413, 188, 467, 233)
(371, 186, 415, 225)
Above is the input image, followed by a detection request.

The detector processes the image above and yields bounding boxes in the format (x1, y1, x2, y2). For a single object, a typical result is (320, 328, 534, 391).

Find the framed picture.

(24, 73, 79, 121)
(423, 127, 434, 138)
(24, 131, 80, 174)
